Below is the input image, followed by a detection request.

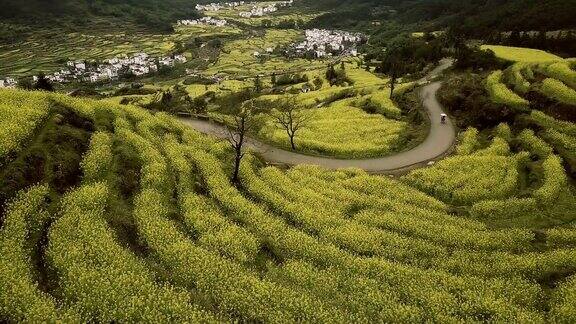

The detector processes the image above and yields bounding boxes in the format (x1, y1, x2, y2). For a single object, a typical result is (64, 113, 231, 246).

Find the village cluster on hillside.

(239, 1, 294, 18)
(194, 1, 294, 18)
(0, 53, 187, 88)
(56, 53, 187, 83)
(290, 29, 365, 58)
(195, 1, 247, 12)
(177, 17, 228, 27)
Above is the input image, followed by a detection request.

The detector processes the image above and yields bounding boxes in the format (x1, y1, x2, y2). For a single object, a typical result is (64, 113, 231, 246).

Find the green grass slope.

(1, 83, 576, 321)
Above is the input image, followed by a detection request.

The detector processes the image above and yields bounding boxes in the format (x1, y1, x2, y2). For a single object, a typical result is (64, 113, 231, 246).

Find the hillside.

(2, 1, 576, 322)
(2, 80, 576, 321)
(301, 0, 576, 32)
(0, 0, 202, 38)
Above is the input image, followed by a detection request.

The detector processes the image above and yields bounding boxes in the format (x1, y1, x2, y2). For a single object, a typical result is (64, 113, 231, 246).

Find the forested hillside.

(302, 0, 576, 33)
(0, 0, 202, 35)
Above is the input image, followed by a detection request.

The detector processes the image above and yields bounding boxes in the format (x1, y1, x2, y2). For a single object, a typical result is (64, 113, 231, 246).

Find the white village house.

(0, 77, 17, 88)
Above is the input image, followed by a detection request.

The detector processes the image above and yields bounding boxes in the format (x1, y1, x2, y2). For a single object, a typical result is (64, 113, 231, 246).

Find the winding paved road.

(179, 59, 456, 173)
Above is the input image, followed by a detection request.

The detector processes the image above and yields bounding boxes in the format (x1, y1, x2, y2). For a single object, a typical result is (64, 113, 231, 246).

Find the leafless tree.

(274, 97, 311, 150)
(227, 100, 255, 184)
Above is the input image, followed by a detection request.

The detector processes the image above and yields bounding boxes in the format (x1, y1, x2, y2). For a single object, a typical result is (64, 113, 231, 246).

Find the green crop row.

(539, 62, 576, 89)
(538, 78, 576, 106)
(473, 137, 511, 156)
(470, 197, 538, 220)
(0, 185, 74, 322)
(403, 154, 522, 205)
(287, 165, 485, 230)
(162, 134, 261, 263)
(133, 188, 346, 323)
(494, 123, 513, 142)
(485, 70, 530, 108)
(550, 275, 576, 322)
(533, 155, 568, 206)
(504, 63, 531, 94)
(47, 183, 215, 322)
(528, 110, 576, 136)
(187, 145, 543, 321)
(517, 129, 554, 159)
(456, 127, 480, 155)
(0, 89, 51, 160)
(80, 132, 114, 183)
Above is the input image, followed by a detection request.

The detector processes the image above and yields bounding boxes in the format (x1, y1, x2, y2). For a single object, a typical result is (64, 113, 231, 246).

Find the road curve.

(179, 59, 456, 173)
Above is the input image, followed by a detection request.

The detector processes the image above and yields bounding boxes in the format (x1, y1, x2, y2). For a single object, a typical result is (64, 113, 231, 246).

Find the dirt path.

(179, 59, 456, 173)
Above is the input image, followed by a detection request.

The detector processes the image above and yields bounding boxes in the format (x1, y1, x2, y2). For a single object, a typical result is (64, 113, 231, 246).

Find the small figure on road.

(440, 113, 447, 124)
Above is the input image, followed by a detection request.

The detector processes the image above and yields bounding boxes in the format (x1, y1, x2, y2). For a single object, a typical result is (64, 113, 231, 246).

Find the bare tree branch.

(273, 96, 311, 150)
(226, 100, 255, 184)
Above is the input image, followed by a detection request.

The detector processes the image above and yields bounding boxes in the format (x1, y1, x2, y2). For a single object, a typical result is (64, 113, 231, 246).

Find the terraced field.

(479, 47, 576, 190)
(482, 47, 576, 111)
(1, 87, 576, 322)
(0, 19, 243, 78)
(481, 45, 564, 63)
(204, 29, 326, 77)
(204, 3, 322, 27)
(258, 98, 410, 158)
(200, 62, 425, 159)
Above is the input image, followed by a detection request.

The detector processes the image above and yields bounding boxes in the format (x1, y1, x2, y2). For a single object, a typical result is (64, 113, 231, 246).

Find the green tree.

(313, 76, 324, 90)
(254, 75, 262, 93)
(34, 73, 54, 92)
(326, 64, 337, 83)
(380, 42, 408, 98)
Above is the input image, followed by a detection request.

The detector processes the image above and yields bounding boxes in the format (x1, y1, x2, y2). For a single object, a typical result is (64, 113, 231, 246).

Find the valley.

(1, 0, 576, 322)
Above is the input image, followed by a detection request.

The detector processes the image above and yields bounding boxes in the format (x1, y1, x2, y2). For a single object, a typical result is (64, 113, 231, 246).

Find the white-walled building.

(0, 77, 17, 88)
(174, 55, 188, 63)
